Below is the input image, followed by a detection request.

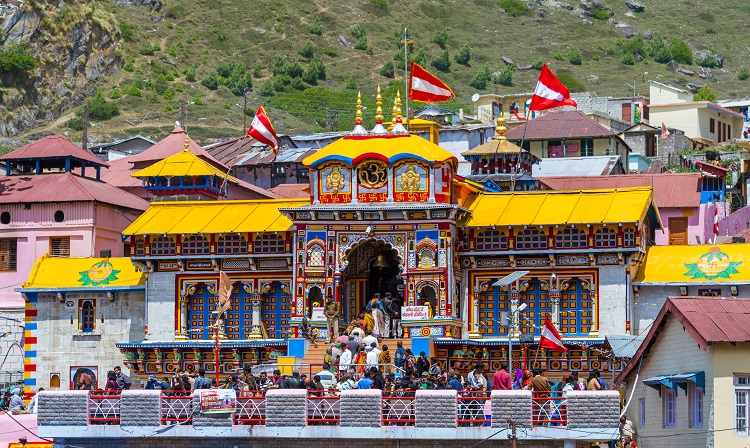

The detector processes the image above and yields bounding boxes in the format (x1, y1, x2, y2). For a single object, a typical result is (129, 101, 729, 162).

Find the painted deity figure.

(400, 165, 421, 194)
(325, 166, 346, 193)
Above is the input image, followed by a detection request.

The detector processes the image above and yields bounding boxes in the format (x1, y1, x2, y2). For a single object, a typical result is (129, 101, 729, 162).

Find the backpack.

(394, 349, 406, 367)
(429, 362, 441, 375)
(383, 298, 393, 316)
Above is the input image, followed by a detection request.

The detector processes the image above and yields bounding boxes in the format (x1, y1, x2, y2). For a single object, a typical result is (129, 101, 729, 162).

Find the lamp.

(680, 286, 688, 296)
(106, 291, 114, 301)
(57, 292, 64, 303)
(731, 285, 739, 296)
(100, 314, 105, 324)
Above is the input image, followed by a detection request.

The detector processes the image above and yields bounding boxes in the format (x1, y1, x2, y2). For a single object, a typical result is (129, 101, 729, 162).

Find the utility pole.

(243, 88, 249, 132)
(401, 27, 414, 130)
(508, 420, 517, 448)
(82, 104, 89, 152)
(180, 102, 186, 130)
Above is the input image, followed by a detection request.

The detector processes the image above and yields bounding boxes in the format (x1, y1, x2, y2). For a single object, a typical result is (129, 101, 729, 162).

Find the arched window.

(307, 244, 325, 267)
(134, 240, 145, 256)
(476, 230, 508, 251)
(594, 228, 617, 248)
(254, 234, 285, 253)
(182, 235, 210, 255)
(217, 233, 247, 254)
(555, 228, 587, 249)
(80, 300, 95, 332)
(151, 236, 176, 255)
(418, 248, 436, 268)
(516, 228, 547, 249)
(623, 227, 636, 247)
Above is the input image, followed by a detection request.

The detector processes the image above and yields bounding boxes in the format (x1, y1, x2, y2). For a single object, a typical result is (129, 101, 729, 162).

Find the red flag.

(529, 64, 578, 111)
(216, 271, 232, 317)
(538, 316, 568, 353)
(713, 204, 719, 241)
(247, 105, 280, 155)
(661, 122, 671, 140)
(409, 62, 455, 103)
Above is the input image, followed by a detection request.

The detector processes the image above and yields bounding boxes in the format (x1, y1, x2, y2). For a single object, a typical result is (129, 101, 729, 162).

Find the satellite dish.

(471, 93, 480, 102)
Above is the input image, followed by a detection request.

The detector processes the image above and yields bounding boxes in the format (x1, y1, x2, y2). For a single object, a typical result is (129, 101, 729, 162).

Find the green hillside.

(9, 0, 750, 143)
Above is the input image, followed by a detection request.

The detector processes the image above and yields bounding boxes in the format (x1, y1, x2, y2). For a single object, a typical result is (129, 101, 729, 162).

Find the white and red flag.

(247, 105, 280, 156)
(661, 122, 671, 140)
(529, 64, 578, 111)
(713, 204, 719, 243)
(538, 316, 568, 353)
(409, 62, 455, 103)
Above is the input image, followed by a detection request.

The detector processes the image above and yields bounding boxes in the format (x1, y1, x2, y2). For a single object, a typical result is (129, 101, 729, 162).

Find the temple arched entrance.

(341, 239, 403, 322)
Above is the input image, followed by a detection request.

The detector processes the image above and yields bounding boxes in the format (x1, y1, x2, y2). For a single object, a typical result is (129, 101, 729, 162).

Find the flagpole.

(510, 109, 531, 192)
(403, 27, 410, 131)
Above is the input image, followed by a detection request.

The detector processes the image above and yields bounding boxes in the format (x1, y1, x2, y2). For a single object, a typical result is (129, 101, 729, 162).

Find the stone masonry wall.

(340, 389, 381, 427)
(37, 390, 89, 426)
(415, 390, 456, 428)
(491, 390, 532, 428)
(265, 389, 307, 426)
(565, 391, 620, 429)
(120, 390, 161, 427)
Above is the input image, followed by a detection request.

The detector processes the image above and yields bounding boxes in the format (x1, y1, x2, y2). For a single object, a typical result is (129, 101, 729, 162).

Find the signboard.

(199, 389, 236, 414)
(311, 306, 326, 321)
(402, 306, 429, 320)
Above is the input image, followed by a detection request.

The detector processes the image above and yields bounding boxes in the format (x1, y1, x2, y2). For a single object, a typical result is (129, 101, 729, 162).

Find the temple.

(19, 89, 662, 391)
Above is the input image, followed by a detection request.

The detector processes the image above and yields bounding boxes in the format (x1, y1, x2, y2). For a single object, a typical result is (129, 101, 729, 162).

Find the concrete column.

(415, 390, 457, 428)
(491, 390, 532, 429)
(176, 297, 188, 340)
(340, 389, 381, 427)
(120, 390, 161, 426)
(266, 389, 307, 427)
(566, 391, 620, 429)
(37, 391, 89, 426)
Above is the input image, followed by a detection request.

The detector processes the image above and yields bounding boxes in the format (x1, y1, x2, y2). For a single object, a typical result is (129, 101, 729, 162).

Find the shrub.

(305, 59, 327, 82)
(351, 22, 367, 39)
(354, 36, 368, 51)
(553, 52, 563, 61)
(469, 65, 492, 90)
(0, 44, 37, 75)
(290, 76, 306, 90)
(154, 74, 169, 94)
(590, 7, 611, 20)
(86, 88, 120, 120)
(191, 95, 204, 105)
(693, 86, 717, 102)
(109, 89, 121, 99)
(272, 75, 289, 92)
(556, 73, 586, 92)
(201, 70, 220, 89)
(307, 19, 323, 35)
(492, 64, 515, 86)
(138, 43, 160, 56)
(432, 30, 449, 49)
(297, 42, 315, 59)
(164, 5, 187, 19)
(166, 23, 174, 30)
(370, 0, 389, 11)
(186, 36, 196, 44)
(222, 103, 231, 110)
(696, 51, 717, 68)
(215, 61, 254, 95)
(379, 61, 395, 78)
(174, 82, 184, 92)
(500, 0, 528, 17)
(285, 61, 304, 79)
(163, 104, 174, 112)
(253, 61, 263, 78)
(620, 51, 635, 65)
(455, 44, 471, 65)
(414, 48, 427, 67)
(67, 117, 83, 131)
(345, 74, 357, 89)
(272, 55, 286, 76)
(119, 22, 135, 42)
(431, 50, 451, 72)
(532, 59, 544, 70)
(123, 84, 142, 96)
(163, 89, 174, 100)
(604, 46, 616, 56)
(669, 38, 693, 65)
(623, 34, 645, 56)
(168, 45, 177, 57)
(739, 69, 750, 81)
(183, 66, 196, 82)
(697, 11, 715, 23)
(569, 49, 582, 65)
(592, 54, 600, 61)
(259, 80, 275, 96)
(123, 60, 135, 72)
(322, 46, 339, 57)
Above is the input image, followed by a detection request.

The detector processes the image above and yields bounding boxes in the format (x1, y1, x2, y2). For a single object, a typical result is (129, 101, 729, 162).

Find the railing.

(307, 391, 340, 425)
(531, 391, 567, 426)
(234, 390, 267, 425)
(457, 393, 491, 427)
(381, 391, 415, 426)
(160, 391, 193, 425)
(89, 391, 121, 425)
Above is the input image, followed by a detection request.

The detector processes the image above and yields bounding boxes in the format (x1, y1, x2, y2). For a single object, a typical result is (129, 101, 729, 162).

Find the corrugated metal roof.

(0, 172, 149, 210)
(505, 110, 615, 140)
(540, 173, 702, 208)
(604, 334, 645, 358)
(268, 183, 309, 199)
(532, 156, 622, 177)
(131, 149, 237, 181)
(126, 126, 225, 167)
(0, 135, 109, 167)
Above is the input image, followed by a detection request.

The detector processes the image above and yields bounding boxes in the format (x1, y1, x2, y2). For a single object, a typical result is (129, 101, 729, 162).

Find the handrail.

(457, 394, 491, 426)
(159, 390, 193, 425)
(381, 391, 415, 426)
(234, 390, 267, 425)
(531, 391, 567, 427)
(88, 390, 121, 425)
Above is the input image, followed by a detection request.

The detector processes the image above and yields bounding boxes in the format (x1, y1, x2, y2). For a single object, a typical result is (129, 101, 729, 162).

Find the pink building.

(0, 136, 149, 308)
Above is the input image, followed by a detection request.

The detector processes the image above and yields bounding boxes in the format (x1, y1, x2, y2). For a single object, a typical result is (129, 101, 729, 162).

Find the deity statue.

(325, 166, 346, 194)
(400, 165, 421, 194)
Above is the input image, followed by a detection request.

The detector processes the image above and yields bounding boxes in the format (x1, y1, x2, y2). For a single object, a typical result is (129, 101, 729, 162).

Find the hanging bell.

(372, 254, 388, 268)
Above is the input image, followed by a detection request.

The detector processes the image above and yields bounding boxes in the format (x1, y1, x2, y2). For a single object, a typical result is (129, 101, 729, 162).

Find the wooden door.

(668, 217, 688, 245)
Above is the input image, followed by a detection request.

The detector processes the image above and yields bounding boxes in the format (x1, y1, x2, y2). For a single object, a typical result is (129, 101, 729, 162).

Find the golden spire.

(495, 113, 508, 140)
(392, 95, 398, 122)
(351, 91, 368, 135)
(184, 134, 190, 150)
(375, 86, 383, 124)
(396, 91, 403, 122)
(390, 90, 408, 134)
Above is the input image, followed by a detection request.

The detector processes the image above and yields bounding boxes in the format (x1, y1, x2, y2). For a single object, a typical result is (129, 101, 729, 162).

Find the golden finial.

(392, 95, 398, 122)
(375, 86, 383, 124)
(355, 91, 363, 125)
(184, 134, 190, 150)
(495, 113, 508, 139)
(390, 90, 408, 134)
(396, 91, 403, 121)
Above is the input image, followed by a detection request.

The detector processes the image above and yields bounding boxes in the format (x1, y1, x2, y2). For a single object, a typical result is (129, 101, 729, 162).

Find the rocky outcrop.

(0, 0, 122, 137)
(624, 0, 645, 12)
(113, 0, 165, 11)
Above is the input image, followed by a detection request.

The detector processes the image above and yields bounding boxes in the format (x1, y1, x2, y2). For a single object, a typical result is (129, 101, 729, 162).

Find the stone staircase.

(301, 338, 413, 368)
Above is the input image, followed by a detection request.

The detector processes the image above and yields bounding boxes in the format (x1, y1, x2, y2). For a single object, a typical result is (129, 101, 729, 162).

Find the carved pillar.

(549, 273, 561, 327)
(428, 167, 435, 202)
(175, 295, 189, 341)
(468, 284, 482, 339)
(247, 292, 263, 340)
(351, 168, 359, 203)
(589, 280, 599, 337)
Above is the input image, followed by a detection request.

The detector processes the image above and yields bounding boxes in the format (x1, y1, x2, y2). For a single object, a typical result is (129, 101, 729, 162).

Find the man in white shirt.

(366, 346, 379, 370)
(362, 330, 378, 348)
(339, 346, 352, 375)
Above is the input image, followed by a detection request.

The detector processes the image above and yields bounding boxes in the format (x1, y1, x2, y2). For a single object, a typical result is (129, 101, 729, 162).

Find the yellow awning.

(22, 255, 145, 289)
(462, 187, 658, 227)
(634, 244, 750, 284)
(302, 134, 457, 169)
(131, 149, 237, 182)
(122, 199, 309, 235)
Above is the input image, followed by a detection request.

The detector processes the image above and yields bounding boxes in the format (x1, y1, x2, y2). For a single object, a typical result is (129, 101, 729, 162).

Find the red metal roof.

(540, 173, 702, 209)
(615, 296, 750, 385)
(99, 157, 142, 188)
(126, 126, 226, 168)
(268, 183, 310, 199)
(0, 172, 149, 210)
(204, 137, 259, 166)
(0, 135, 109, 167)
(505, 110, 616, 141)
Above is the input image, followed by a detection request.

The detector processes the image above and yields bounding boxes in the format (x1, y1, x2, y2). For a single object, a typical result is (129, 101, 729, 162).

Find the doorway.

(342, 240, 403, 321)
(668, 217, 688, 245)
(418, 285, 437, 318)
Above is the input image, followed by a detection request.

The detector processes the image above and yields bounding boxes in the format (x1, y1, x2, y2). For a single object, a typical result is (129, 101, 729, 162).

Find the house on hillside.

(90, 135, 155, 162)
(615, 296, 750, 448)
(505, 110, 632, 172)
(649, 81, 744, 144)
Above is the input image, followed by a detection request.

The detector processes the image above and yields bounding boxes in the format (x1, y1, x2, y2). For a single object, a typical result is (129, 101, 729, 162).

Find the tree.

(379, 61, 395, 78)
(493, 64, 515, 87)
(454, 44, 471, 66)
(569, 49, 582, 65)
(469, 65, 491, 90)
(669, 38, 693, 65)
(431, 50, 451, 72)
(432, 30, 449, 49)
(693, 86, 717, 102)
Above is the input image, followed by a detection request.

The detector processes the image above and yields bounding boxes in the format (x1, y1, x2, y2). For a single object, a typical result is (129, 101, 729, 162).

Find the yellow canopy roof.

(302, 134, 457, 169)
(462, 138, 530, 157)
(131, 149, 237, 182)
(22, 255, 145, 289)
(462, 187, 659, 228)
(634, 244, 750, 285)
(123, 199, 308, 235)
